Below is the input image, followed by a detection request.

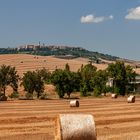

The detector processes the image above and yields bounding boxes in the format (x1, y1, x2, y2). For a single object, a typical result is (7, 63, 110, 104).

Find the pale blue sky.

(0, 0, 140, 60)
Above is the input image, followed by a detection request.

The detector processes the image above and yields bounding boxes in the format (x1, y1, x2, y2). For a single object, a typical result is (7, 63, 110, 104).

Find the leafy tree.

(107, 61, 136, 96)
(36, 68, 51, 83)
(21, 71, 44, 98)
(91, 70, 108, 96)
(125, 65, 136, 83)
(51, 69, 66, 98)
(22, 71, 36, 96)
(51, 68, 79, 98)
(125, 65, 137, 93)
(9, 67, 20, 94)
(34, 73, 44, 98)
(71, 71, 81, 92)
(0, 65, 11, 95)
(0, 65, 19, 96)
(107, 61, 126, 95)
(80, 82, 88, 96)
(64, 70, 81, 98)
(80, 63, 97, 93)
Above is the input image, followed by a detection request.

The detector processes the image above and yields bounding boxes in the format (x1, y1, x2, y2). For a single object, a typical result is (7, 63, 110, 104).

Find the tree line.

(0, 61, 137, 100)
(0, 47, 118, 61)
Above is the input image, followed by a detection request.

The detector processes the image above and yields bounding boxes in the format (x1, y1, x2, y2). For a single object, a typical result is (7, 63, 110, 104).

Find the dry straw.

(127, 95, 135, 103)
(111, 93, 117, 98)
(55, 114, 97, 140)
(101, 93, 106, 96)
(70, 100, 79, 107)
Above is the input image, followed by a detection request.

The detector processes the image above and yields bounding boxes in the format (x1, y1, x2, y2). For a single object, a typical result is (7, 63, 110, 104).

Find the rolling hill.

(0, 45, 119, 62)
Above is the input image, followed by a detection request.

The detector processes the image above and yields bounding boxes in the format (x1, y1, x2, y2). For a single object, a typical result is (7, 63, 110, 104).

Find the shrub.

(93, 87, 101, 97)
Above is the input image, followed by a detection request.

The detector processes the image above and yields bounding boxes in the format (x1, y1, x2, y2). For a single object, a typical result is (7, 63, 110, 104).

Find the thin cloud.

(81, 14, 114, 23)
(125, 6, 140, 20)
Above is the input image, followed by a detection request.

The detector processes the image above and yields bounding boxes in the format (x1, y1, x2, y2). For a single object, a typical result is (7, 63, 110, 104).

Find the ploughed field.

(0, 97, 140, 140)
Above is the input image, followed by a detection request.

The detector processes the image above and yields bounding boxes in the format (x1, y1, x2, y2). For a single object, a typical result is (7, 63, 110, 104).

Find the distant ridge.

(0, 45, 119, 61)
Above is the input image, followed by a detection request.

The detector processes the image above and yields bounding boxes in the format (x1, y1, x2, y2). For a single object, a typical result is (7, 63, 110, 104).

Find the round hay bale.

(55, 114, 97, 140)
(70, 100, 79, 107)
(127, 95, 135, 103)
(101, 93, 106, 96)
(111, 93, 117, 98)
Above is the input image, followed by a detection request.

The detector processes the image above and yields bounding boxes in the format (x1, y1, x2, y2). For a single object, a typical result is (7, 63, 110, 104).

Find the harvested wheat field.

(0, 97, 140, 140)
(0, 54, 108, 76)
(1, 54, 140, 77)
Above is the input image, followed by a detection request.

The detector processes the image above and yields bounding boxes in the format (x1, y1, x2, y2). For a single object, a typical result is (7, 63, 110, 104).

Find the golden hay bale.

(127, 95, 135, 103)
(111, 93, 117, 98)
(55, 114, 97, 140)
(101, 93, 106, 96)
(70, 100, 79, 107)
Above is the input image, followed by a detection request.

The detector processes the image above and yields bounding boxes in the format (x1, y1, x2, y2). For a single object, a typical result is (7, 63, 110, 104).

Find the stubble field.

(0, 54, 140, 140)
(0, 54, 108, 76)
(0, 97, 140, 140)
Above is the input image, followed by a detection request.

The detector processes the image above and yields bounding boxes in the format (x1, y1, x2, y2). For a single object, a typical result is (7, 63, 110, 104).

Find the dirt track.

(0, 97, 140, 140)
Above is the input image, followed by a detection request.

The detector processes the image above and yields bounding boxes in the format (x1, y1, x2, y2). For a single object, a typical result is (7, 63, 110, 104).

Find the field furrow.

(0, 98, 140, 140)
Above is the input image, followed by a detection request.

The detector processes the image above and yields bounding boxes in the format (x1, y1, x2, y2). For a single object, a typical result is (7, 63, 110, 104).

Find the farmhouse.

(106, 76, 140, 93)
(106, 78, 113, 87)
(129, 75, 140, 92)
